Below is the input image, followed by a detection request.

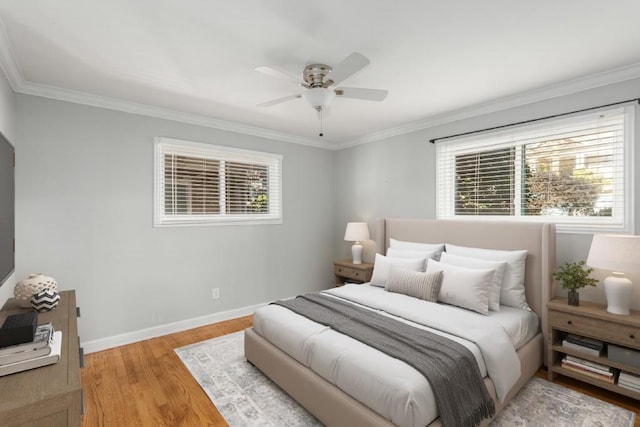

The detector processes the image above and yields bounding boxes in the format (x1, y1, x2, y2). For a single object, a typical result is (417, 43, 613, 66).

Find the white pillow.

(445, 244, 529, 310)
(390, 239, 446, 260)
(386, 247, 438, 260)
(426, 259, 494, 315)
(370, 253, 426, 287)
(439, 252, 507, 312)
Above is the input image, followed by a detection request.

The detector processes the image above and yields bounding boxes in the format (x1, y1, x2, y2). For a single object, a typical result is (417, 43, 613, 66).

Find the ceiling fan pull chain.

(319, 108, 324, 137)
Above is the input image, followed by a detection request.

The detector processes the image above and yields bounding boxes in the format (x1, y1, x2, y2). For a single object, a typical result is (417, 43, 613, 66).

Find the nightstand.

(547, 298, 640, 400)
(334, 259, 374, 286)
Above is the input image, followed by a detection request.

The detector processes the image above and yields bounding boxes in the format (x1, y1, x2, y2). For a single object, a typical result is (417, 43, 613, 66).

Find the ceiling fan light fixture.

(302, 87, 335, 110)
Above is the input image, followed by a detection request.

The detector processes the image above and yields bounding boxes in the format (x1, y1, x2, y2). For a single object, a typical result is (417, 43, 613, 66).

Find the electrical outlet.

(212, 288, 220, 299)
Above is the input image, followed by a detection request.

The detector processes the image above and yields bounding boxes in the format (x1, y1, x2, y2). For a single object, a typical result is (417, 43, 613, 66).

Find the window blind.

(436, 106, 634, 233)
(154, 138, 282, 226)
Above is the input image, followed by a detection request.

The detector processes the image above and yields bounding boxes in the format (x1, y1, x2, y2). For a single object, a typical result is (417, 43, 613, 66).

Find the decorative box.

(0, 311, 37, 348)
(609, 344, 640, 369)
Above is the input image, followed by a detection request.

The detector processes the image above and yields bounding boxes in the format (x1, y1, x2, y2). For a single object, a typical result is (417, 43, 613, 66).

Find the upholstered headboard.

(375, 218, 556, 349)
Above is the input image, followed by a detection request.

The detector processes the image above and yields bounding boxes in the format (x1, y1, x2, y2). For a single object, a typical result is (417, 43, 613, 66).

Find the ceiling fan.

(256, 52, 389, 115)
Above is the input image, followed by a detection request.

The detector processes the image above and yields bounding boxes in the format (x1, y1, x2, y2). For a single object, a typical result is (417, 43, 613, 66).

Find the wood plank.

(81, 316, 252, 427)
(82, 316, 639, 426)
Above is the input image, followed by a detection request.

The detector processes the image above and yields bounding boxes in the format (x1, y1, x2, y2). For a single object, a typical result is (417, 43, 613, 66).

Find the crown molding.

(17, 81, 338, 150)
(338, 62, 640, 149)
(0, 15, 639, 152)
(0, 19, 336, 150)
(0, 16, 24, 91)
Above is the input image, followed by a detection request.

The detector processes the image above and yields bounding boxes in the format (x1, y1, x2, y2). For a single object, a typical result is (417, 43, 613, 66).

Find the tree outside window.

(439, 105, 632, 233)
(454, 139, 610, 218)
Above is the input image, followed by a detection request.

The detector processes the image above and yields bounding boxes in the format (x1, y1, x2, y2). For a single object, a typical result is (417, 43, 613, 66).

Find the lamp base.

(604, 273, 632, 315)
(351, 242, 363, 265)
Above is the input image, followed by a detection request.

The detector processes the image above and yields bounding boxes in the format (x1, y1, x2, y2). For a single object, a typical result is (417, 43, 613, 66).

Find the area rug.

(175, 331, 636, 427)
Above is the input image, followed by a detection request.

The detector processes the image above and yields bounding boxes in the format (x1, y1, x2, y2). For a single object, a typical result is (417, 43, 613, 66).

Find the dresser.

(0, 290, 83, 426)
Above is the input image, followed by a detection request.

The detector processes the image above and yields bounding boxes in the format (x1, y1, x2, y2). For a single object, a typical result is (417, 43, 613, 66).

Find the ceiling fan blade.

(325, 52, 370, 86)
(334, 87, 388, 101)
(257, 93, 302, 107)
(255, 66, 301, 84)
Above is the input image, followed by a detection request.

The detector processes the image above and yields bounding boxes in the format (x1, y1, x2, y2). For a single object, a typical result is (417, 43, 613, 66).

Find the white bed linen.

(487, 305, 539, 350)
(254, 304, 444, 426)
(326, 284, 521, 402)
(253, 285, 530, 427)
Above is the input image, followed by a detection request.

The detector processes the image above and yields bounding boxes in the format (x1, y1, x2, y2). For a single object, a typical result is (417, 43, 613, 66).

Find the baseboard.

(81, 302, 266, 354)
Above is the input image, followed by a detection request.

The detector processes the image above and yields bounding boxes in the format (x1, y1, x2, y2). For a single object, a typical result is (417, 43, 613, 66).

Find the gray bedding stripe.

(272, 293, 494, 427)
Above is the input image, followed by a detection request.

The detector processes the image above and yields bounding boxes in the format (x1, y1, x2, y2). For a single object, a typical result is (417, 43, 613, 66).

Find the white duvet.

(252, 284, 538, 427)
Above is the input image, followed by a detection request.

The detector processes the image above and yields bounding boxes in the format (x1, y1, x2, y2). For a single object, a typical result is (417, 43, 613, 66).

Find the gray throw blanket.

(272, 293, 495, 427)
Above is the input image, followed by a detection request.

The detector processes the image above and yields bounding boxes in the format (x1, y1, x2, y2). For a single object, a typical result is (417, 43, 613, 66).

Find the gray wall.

(0, 67, 15, 303)
(335, 78, 640, 310)
(15, 95, 335, 342)
(6, 72, 640, 345)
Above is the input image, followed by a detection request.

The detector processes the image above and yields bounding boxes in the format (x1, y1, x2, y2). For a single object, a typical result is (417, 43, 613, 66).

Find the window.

(436, 106, 635, 233)
(154, 138, 282, 226)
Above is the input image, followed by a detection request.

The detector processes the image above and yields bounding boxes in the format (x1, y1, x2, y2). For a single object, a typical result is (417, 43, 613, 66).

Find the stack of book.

(618, 371, 640, 393)
(0, 323, 62, 376)
(561, 334, 605, 356)
(561, 355, 616, 383)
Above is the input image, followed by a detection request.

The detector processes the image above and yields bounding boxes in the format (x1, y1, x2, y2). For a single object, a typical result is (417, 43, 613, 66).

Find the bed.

(245, 218, 556, 426)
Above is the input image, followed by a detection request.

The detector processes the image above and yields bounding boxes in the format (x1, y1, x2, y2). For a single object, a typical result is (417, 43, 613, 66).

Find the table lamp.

(586, 234, 640, 315)
(344, 222, 370, 265)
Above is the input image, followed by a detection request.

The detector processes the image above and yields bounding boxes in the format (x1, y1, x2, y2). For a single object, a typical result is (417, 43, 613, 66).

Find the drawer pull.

(630, 334, 635, 339)
(567, 320, 572, 325)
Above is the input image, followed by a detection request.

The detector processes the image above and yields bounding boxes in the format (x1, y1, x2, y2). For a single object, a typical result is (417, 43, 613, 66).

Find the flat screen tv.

(0, 131, 14, 286)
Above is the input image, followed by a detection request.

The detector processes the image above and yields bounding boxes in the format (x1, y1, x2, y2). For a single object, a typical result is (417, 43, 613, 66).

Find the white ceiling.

(1, 1, 640, 148)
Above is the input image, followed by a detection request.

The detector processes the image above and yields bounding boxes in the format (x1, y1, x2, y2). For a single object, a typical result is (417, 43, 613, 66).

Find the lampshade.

(586, 234, 640, 273)
(302, 87, 335, 110)
(586, 234, 640, 315)
(344, 222, 370, 242)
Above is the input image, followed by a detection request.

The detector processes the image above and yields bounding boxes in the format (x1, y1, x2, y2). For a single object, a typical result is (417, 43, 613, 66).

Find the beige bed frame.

(245, 218, 556, 426)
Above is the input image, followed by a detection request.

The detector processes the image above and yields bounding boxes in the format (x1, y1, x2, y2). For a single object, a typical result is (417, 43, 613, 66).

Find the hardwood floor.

(81, 316, 252, 427)
(82, 316, 640, 426)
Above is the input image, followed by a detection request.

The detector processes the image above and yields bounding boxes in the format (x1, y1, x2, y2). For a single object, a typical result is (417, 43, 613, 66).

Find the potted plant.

(552, 260, 597, 306)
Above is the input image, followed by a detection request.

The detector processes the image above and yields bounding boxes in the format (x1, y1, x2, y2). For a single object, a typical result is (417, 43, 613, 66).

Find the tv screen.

(0, 131, 14, 286)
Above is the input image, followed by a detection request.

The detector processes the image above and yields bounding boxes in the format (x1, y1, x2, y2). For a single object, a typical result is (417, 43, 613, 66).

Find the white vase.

(14, 273, 58, 308)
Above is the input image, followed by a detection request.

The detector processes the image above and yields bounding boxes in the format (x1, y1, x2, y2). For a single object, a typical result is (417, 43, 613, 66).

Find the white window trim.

(153, 137, 283, 227)
(436, 105, 635, 234)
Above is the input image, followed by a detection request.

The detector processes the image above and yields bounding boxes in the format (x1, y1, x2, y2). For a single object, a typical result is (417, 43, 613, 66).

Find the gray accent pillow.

(385, 267, 443, 302)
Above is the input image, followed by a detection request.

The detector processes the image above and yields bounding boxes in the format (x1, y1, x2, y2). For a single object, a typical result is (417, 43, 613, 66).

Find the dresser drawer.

(550, 310, 640, 349)
(334, 265, 371, 282)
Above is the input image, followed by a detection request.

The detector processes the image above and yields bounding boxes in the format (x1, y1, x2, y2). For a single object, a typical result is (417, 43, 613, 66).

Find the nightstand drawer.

(550, 310, 640, 349)
(334, 265, 370, 282)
